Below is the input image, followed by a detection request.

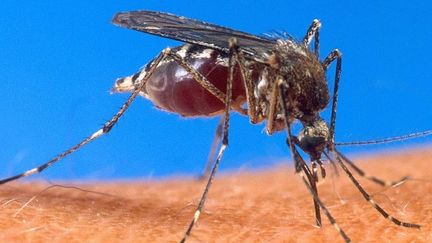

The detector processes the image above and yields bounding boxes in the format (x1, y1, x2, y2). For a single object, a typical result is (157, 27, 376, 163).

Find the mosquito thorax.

(296, 118, 330, 160)
(274, 39, 330, 118)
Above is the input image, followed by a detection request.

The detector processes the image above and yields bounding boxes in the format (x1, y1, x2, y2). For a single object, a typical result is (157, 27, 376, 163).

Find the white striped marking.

(193, 210, 201, 223)
(23, 168, 39, 177)
(90, 129, 104, 140)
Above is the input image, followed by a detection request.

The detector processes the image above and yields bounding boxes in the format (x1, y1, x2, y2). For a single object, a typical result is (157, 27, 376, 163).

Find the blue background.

(1, 1, 431, 180)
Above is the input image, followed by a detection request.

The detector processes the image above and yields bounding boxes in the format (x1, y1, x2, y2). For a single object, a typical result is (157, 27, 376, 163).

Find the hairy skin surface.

(0, 147, 431, 242)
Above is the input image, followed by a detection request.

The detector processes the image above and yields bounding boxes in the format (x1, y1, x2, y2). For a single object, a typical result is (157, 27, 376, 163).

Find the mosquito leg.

(180, 38, 237, 243)
(265, 79, 282, 134)
(279, 81, 350, 242)
(290, 137, 322, 227)
(335, 149, 409, 187)
(311, 160, 319, 182)
(315, 159, 327, 179)
(322, 49, 342, 151)
(324, 151, 421, 229)
(314, 30, 320, 57)
(266, 83, 321, 225)
(302, 156, 322, 227)
(167, 47, 250, 182)
(167, 50, 228, 104)
(167, 47, 251, 182)
(197, 118, 223, 181)
(167, 48, 247, 116)
(303, 19, 321, 57)
(322, 50, 410, 187)
(0, 50, 169, 185)
(264, 75, 321, 225)
(291, 135, 322, 225)
(232, 46, 260, 123)
(292, 133, 347, 240)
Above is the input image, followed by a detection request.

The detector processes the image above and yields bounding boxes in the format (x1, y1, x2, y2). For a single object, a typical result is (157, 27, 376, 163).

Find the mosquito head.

(297, 118, 329, 160)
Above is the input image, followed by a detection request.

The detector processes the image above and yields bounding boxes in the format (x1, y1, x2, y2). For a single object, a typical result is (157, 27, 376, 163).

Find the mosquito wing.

(112, 11, 277, 63)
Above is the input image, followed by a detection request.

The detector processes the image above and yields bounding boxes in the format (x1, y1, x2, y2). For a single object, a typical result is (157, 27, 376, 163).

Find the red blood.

(145, 50, 246, 117)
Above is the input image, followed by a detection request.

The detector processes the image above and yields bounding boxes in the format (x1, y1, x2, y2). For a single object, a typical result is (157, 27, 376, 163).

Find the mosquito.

(2, 10, 431, 243)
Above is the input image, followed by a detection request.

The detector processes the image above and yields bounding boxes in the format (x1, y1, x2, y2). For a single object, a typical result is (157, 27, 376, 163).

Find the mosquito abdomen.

(144, 45, 247, 117)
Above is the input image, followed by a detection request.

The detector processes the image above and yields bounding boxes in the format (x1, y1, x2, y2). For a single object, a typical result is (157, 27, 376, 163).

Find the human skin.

(0, 147, 431, 242)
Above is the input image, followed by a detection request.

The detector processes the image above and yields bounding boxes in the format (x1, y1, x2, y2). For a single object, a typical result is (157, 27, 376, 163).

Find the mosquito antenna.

(335, 130, 432, 146)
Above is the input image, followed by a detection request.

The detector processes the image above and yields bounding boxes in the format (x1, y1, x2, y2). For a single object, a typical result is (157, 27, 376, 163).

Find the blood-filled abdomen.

(144, 45, 246, 117)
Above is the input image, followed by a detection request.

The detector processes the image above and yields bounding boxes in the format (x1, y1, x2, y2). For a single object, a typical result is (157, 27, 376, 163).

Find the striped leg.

(279, 81, 351, 243)
(180, 38, 237, 243)
(287, 135, 349, 242)
(324, 151, 421, 229)
(314, 159, 327, 179)
(298, 166, 350, 242)
(322, 49, 342, 151)
(0, 49, 169, 185)
(198, 118, 223, 180)
(303, 19, 321, 57)
(335, 149, 409, 187)
(321, 48, 408, 188)
(295, 152, 323, 227)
